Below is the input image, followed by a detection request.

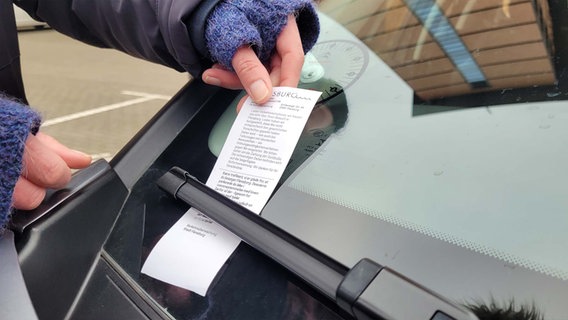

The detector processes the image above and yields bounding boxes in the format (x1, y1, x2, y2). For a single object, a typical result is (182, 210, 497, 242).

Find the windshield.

(104, 1, 568, 319)
(212, 0, 568, 317)
(290, 1, 568, 276)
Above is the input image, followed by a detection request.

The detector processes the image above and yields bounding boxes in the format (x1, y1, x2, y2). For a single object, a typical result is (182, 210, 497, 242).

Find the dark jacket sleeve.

(15, 0, 221, 76)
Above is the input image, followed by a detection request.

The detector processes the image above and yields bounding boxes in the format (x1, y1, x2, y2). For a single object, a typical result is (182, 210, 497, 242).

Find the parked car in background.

(14, 5, 48, 30)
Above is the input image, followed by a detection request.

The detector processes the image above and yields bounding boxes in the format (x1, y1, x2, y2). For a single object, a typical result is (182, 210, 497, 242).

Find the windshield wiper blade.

(157, 167, 478, 320)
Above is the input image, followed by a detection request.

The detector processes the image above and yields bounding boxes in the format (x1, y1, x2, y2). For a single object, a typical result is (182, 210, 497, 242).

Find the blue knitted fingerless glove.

(205, 0, 319, 70)
(0, 96, 41, 234)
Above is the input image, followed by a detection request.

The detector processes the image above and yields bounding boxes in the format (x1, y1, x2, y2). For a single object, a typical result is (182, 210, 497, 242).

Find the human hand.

(12, 133, 92, 210)
(202, 15, 304, 109)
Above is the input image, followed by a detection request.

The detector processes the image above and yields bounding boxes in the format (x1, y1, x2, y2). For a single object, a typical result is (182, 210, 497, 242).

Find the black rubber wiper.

(157, 167, 478, 320)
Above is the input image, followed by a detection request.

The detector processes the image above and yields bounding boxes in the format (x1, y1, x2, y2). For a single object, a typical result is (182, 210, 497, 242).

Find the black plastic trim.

(10, 159, 111, 234)
(66, 252, 173, 320)
(336, 258, 382, 316)
(352, 268, 477, 320)
(110, 80, 221, 189)
(16, 161, 128, 320)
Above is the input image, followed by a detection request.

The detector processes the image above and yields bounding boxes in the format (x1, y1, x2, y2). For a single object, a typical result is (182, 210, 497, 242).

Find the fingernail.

(250, 80, 269, 103)
(72, 149, 91, 158)
(204, 76, 221, 86)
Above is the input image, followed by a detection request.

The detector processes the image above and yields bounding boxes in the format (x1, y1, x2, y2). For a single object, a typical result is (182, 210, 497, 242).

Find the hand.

(202, 15, 304, 109)
(12, 133, 92, 210)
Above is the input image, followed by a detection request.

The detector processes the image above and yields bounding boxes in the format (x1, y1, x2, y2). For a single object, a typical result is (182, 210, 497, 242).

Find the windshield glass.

(293, 0, 567, 276)
(211, 0, 568, 317)
(104, 1, 568, 318)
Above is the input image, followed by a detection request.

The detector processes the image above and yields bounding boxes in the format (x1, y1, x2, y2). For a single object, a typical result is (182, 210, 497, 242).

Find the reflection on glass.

(282, 79, 349, 183)
(466, 300, 543, 320)
(104, 1, 568, 319)
(319, 0, 559, 107)
(264, 1, 568, 319)
(139, 243, 343, 319)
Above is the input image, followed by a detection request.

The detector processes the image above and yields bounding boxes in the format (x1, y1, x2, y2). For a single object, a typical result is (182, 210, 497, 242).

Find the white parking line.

(121, 90, 172, 100)
(89, 152, 113, 161)
(42, 91, 172, 127)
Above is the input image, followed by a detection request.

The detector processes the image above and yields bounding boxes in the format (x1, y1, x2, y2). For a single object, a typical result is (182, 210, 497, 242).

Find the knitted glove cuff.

(0, 97, 41, 234)
(205, 0, 320, 70)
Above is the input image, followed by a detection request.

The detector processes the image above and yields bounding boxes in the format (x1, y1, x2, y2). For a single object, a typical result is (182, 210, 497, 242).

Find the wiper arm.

(157, 167, 478, 320)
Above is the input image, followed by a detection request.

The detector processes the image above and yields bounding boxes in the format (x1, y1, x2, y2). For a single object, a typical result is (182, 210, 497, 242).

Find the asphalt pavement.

(17, 28, 189, 161)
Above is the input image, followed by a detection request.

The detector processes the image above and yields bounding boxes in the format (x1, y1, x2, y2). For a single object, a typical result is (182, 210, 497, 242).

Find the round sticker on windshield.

(300, 40, 368, 103)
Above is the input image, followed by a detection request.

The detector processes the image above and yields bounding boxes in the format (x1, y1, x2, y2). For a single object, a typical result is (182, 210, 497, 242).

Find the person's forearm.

(16, 0, 320, 77)
(15, 0, 209, 75)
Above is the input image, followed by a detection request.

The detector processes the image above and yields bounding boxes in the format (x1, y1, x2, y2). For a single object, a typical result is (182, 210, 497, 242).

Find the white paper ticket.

(141, 87, 322, 295)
